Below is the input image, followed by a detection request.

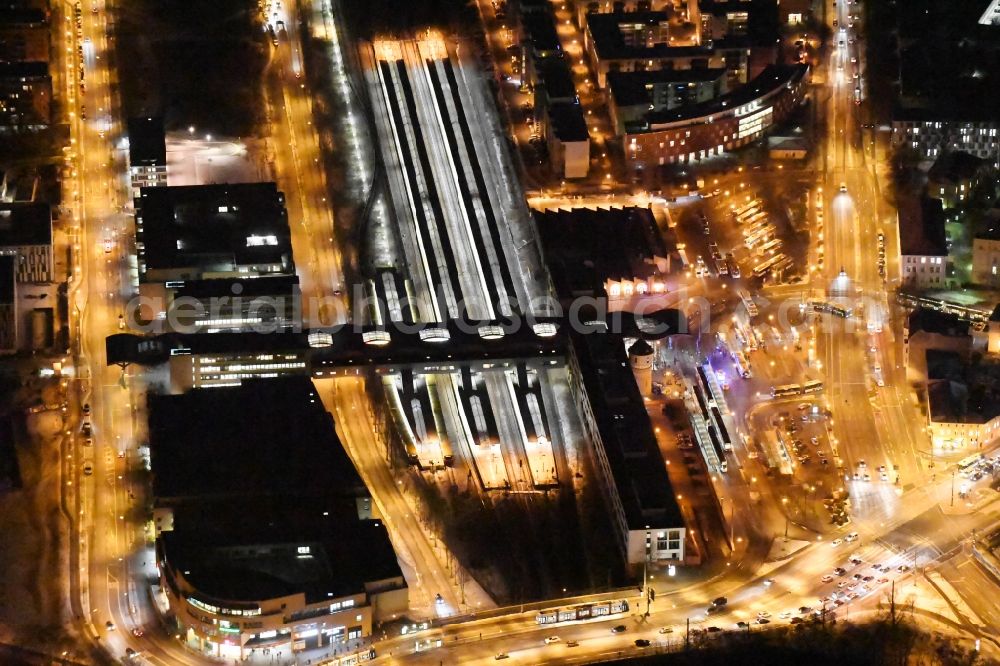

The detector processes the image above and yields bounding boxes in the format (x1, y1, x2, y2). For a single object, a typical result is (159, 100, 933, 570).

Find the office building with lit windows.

(150, 378, 408, 660)
(891, 112, 1000, 165)
(134, 183, 299, 329)
(566, 329, 687, 568)
(621, 64, 808, 168)
(127, 116, 168, 198)
(0, 61, 50, 130)
(897, 195, 950, 289)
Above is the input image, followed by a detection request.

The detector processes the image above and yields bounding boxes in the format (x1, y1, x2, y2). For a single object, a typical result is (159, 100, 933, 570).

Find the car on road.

(82, 403, 91, 415)
(831, 538, 842, 547)
(863, 473, 871, 481)
(635, 639, 651, 648)
(837, 581, 848, 589)
(757, 618, 771, 624)
(495, 653, 509, 660)
(612, 625, 627, 633)
(659, 626, 674, 634)
(131, 628, 143, 637)
(839, 182, 848, 193)
(763, 578, 775, 587)
(821, 574, 834, 583)
(82, 421, 92, 437)
(83, 462, 94, 476)
(566, 640, 579, 647)
(845, 532, 859, 542)
(105, 620, 115, 630)
(897, 565, 910, 573)
(544, 636, 560, 644)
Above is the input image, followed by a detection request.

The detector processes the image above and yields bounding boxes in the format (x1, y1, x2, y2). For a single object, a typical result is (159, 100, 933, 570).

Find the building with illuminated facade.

(621, 64, 809, 168)
(925, 350, 1000, 451)
(134, 183, 300, 330)
(127, 116, 168, 198)
(150, 378, 407, 659)
(897, 195, 950, 289)
(532, 205, 681, 310)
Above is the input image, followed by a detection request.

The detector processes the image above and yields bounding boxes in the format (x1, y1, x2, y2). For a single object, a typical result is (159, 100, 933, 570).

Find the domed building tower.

(628, 338, 655, 397)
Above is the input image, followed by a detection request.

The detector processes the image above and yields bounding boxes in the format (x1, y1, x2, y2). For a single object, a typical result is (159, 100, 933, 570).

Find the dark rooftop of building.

(907, 307, 970, 338)
(533, 206, 678, 299)
(568, 330, 683, 530)
(0, 8, 46, 24)
(522, 12, 561, 54)
(148, 377, 365, 502)
(927, 353, 1000, 425)
(893, 0, 1000, 123)
(0, 202, 50, 247)
(127, 116, 166, 167)
(171, 274, 300, 299)
(547, 102, 589, 143)
(898, 195, 948, 256)
(0, 255, 14, 304)
(136, 183, 293, 276)
(641, 64, 808, 129)
(928, 151, 987, 185)
(160, 497, 402, 603)
(607, 68, 726, 108)
(926, 349, 966, 382)
(0, 61, 48, 78)
(536, 57, 577, 102)
(586, 11, 681, 61)
(587, 4, 774, 60)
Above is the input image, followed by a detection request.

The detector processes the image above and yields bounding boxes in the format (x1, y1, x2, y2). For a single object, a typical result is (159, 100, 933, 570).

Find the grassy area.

(115, 0, 267, 136)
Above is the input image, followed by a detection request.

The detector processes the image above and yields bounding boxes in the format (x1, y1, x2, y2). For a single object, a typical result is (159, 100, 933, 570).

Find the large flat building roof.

(533, 206, 677, 298)
(898, 195, 948, 257)
(127, 116, 166, 167)
(148, 377, 366, 502)
(643, 64, 808, 128)
(0, 202, 50, 247)
(161, 497, 402, 604)
(548, 102, 589, 142)
(569, 329, 683, 531)
(608, 68, 726, 108)
(136, 182, 293, 278)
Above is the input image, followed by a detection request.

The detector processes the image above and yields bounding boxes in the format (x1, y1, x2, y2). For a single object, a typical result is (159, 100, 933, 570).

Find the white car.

(839, 182, 848, 193)
(544, 636, 560, 644)
(821, 574, 834, 583)
(831, 538, 843, 547)
(845, 532, 859, 542)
